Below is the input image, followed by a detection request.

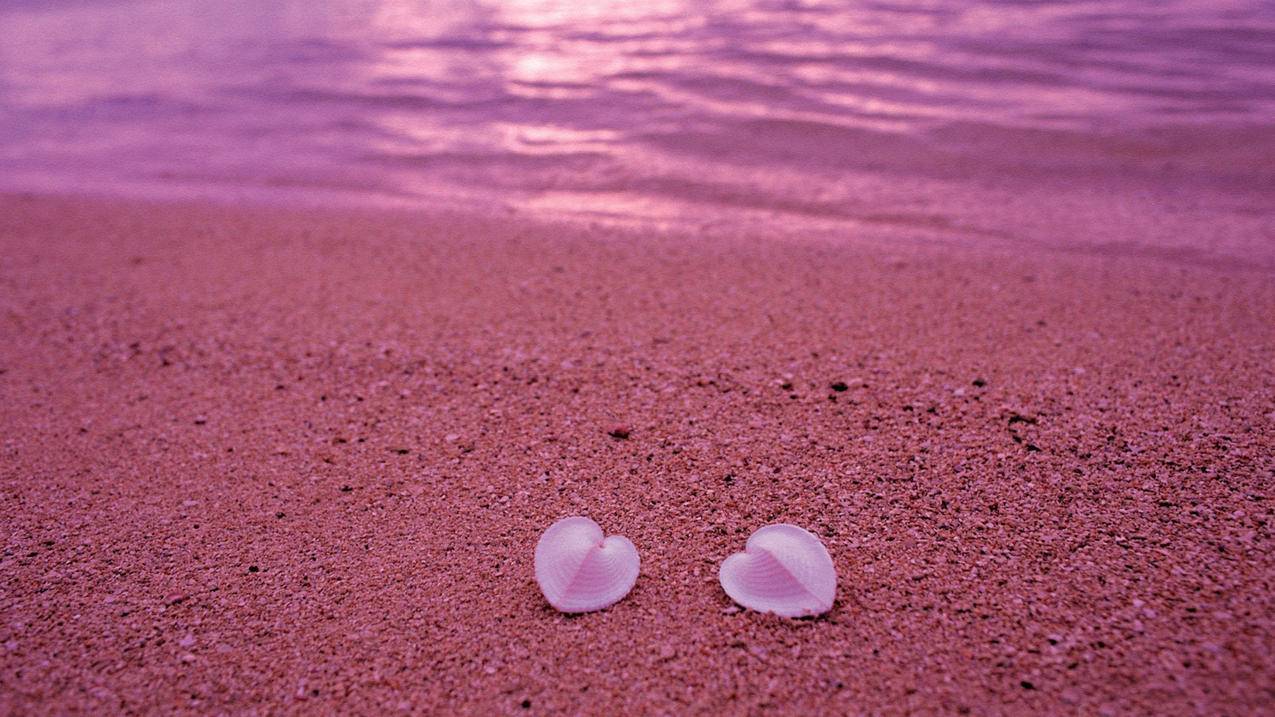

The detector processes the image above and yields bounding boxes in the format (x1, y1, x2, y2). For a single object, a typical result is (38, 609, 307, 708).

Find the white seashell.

(719, 524, 836, 617)
(534, 516, 639, 613)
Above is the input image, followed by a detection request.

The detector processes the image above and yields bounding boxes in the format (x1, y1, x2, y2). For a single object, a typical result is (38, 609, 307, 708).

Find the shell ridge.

(561, 540, 609, 597)
(536, 516, 604, 606)
(548, 542, 597, 604)
(750, 545, 824, 605)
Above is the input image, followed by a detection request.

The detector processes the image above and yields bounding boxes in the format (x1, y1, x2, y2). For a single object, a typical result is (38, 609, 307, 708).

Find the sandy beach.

(1, 193, 1272, 714)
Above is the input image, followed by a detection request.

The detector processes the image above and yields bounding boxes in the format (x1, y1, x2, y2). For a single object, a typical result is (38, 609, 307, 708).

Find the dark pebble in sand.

(521, 699, 532, 709)
(248, 566, 259, 573)
(1020, 681, 1035, 690)
(608, 426, 630, 439)
(830, 381, 848, 392)
(340, 485, 353, 492)
(275, 511, 285, 519)
(973, 378, 987, 387)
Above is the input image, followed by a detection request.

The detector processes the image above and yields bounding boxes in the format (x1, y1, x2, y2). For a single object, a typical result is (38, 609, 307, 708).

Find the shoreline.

(2, 192, 1272, 714)
(6, 180, 1275, 276)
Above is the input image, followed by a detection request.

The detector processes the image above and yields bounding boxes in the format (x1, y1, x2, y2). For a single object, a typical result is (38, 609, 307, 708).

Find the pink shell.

(719, 524, 836, 617)
(534, 516, 639, 613)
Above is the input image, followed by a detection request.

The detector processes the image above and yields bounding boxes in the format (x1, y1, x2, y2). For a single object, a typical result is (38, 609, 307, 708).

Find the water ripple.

(1, 0, 1272, 253)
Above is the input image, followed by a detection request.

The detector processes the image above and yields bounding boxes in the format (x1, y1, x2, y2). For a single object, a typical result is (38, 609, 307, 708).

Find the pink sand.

(1, 194, 1272, 714)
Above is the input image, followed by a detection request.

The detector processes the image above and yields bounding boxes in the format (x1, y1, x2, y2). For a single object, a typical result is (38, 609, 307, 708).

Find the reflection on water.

(1, 0, 1273, 238)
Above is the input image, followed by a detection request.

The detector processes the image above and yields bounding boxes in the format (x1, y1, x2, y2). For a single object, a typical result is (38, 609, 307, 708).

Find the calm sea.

(2, 0, 1273, 257)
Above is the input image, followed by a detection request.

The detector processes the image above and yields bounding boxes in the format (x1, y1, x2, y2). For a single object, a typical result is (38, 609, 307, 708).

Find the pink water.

(2, 0, 1273, 260)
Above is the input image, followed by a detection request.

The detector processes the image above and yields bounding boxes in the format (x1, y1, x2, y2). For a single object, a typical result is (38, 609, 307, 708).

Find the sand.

(1, 193, 1272, 714)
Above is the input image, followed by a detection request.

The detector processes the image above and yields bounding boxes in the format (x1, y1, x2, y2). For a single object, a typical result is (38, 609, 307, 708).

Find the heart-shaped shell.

(534, 516, 640, 613)
(719, 524, 836, 617)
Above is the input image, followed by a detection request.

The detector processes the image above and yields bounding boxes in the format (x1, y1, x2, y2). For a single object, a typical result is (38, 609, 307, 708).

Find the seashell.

(534, 516, 639, 613)
(719, 523, 836, 617)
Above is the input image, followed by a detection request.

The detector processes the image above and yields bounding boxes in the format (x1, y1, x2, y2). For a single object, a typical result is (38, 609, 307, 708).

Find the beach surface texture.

(1, 193, 1272, 714)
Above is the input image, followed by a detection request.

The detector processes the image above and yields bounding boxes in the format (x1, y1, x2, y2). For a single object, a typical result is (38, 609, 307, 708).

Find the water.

(2, 0, 1273, 252)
